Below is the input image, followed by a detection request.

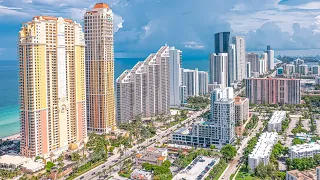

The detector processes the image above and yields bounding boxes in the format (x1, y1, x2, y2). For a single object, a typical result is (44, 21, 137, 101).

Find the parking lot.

(173, 156, 219, 180)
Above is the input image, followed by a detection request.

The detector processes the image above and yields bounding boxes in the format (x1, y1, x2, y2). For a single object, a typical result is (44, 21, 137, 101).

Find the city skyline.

(2, 0, 320, 60)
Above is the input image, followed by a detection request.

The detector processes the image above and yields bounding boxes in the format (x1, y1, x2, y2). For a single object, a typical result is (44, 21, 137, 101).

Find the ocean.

(0, 58, 209, 138)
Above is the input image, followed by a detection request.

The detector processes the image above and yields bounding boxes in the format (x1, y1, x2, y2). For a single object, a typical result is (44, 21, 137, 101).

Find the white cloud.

(0, 5, 26, 16)
(113, 14, 124, 33)
(183, 41, 205, 50)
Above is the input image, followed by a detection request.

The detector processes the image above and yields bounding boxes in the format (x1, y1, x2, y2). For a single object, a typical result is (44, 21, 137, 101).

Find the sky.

(1, 0, 320, 60)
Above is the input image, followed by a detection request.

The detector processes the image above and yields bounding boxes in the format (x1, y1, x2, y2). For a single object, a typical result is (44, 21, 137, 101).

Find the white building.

(232, 36, 246, 81)
(299, 64, 309, 75)
(289, 143, 320, 159)
(0, 155, 32, 170)
(285, 64, 295, 75)
(266, 45, 275, 70)
(198, 71, 209, 95)
(246, 62, 251, 78)
(268, 111, 286, 132)
(116, 46, 170, 123)
(228, 44, 236, 84)
(169, 47, 182, 106)
(259, 59, 266, 75)
(183, 68, 199, 97)
(248, 132, 278, 171)
(209, 53, 228, 88)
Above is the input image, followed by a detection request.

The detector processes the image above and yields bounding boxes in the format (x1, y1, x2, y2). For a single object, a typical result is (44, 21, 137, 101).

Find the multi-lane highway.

(73, 107, 209, 180)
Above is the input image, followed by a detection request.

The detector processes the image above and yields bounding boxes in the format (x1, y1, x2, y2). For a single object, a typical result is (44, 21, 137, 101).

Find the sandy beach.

(1, 133, 20, 141)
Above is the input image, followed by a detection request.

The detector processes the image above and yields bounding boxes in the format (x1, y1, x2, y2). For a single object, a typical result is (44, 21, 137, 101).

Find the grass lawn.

(212, 163, 228, 180)
(235, 171, 260, 180)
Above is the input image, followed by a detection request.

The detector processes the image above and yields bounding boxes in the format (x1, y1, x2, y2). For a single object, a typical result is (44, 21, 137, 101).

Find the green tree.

(220, 144, 237, 161)
(292, 138, 305, 145)
(210, 144, 216, 149)
(71, 152, 81, 161)
(45, 161, 55, 172)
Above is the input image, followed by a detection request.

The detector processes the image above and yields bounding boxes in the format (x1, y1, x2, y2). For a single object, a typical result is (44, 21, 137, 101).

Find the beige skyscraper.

(19, 16, 87, 158)
(85, 3, 116, 133)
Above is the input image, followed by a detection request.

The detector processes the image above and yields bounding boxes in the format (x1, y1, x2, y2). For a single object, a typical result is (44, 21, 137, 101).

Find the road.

(73, 107, 210, 180)
(219, 117, 264, 180)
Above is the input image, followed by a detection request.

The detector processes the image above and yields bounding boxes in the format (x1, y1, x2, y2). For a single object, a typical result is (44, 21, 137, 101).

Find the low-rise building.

(135, 147, 168, 166)
(21, 161, 45, 173)
(0, 155, 32, 170)
(286, 167, 320, 180)
(289, 143, 320, 159)
(248, 132, 278, 171)
(131, 169, 153, 180)
(267, 111, 286, 132)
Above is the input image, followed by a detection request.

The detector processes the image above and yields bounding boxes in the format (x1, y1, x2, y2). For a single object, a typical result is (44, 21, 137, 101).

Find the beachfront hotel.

(116, 46, 170, 123)
(18, 16, 87, 157)
(84, 3, 116, 133)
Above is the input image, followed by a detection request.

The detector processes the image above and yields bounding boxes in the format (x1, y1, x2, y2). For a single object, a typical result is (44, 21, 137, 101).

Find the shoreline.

(1, 133, 20, 141)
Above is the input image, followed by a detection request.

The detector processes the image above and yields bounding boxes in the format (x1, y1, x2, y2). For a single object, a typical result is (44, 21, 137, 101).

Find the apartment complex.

(289, 143, 320, 159)
(248, 132, 278, 171)
(228, 44, 236, 84)
(135, 147, 168, 166)
(198, 71, 209, 96)
(19, 16, 87, 157)
(265, 45, 275, 70)
(284, 64, 295, 75)
(84, 3, 116, 133)
(171, 87, 235, 147)
(232, 36, 246, 81)
(183, 69, 199, 97)
(246, 53, 259, 73)
(209, 53, 228, 88)
(245, 77, 301, 104)
(234, 96, 249, 126)
(214, 32, 230, 54)
(116, 46, 170, 123)
(267, 111, 286, 132)
(169, 47, 182, 106)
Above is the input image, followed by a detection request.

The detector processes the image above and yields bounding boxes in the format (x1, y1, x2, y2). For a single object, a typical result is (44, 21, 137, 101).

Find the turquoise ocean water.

(0, 58, 208, 138)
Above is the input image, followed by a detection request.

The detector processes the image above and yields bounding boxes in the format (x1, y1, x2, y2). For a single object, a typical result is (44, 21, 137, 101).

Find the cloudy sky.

(1, 0, 320, 60)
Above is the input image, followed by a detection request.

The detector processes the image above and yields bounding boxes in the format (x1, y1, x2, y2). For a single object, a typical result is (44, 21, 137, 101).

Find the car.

(92, 172, 96, 175)
(102, 165, 106, 168)
(80, 176, 85, 179)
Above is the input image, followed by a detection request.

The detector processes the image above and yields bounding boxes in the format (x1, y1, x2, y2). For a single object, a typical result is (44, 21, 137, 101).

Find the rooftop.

(268, 111, 286, 124)
(21, 161, 44, 172)
(173, 127, 191, 135)
(287, 169, 318, 180)
(234, 96, 248, 105)
(0, 155, 31, 166)
(33, 16, 73, 23)
(249, 132, 278, 159)
(93, 3, 110, 9)
(290, 143, 320, 153)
